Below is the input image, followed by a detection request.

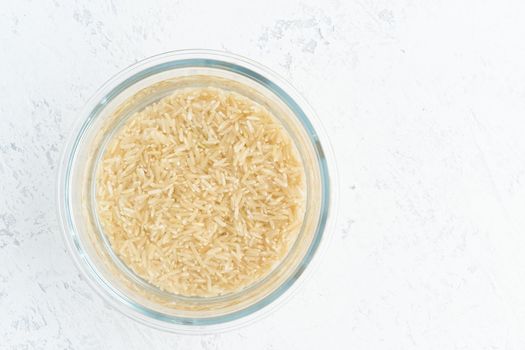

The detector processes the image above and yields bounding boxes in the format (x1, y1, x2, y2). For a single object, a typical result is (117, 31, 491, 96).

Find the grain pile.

(96, 87, 305, 297)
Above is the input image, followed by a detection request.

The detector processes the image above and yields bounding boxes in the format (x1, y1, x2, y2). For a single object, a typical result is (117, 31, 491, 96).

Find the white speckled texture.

(1, 0, 525, 349)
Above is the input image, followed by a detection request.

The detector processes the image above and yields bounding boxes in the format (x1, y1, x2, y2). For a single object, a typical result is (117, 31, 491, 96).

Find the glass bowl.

(57, 50, 337, 333)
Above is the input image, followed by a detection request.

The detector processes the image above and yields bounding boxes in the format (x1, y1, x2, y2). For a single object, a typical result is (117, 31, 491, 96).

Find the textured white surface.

(1, 0, 525, 349)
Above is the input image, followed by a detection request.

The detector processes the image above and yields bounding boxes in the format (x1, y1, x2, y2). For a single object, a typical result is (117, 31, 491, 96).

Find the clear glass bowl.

(57, 50, 337, 333)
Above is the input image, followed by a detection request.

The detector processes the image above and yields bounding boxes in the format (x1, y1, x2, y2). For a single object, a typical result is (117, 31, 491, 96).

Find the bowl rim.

(57, 49, 338, 333)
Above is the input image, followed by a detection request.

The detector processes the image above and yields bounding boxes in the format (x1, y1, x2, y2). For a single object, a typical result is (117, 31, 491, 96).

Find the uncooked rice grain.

(96, 87, 305, 297)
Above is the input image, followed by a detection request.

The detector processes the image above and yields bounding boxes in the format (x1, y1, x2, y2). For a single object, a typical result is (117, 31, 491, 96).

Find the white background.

(1, 0, 525, 349)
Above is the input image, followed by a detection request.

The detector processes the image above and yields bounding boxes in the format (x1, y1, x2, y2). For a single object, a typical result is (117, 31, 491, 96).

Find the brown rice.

(95, 87, 305, 297)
